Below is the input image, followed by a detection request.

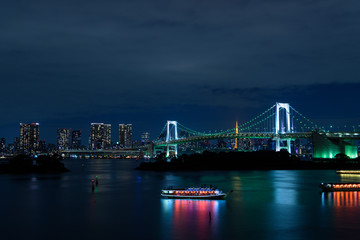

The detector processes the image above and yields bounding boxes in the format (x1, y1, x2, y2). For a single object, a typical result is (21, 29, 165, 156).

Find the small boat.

(319, 182, 360, 192)
(161, 186, 232, 199)
(336, 170, 360, 175)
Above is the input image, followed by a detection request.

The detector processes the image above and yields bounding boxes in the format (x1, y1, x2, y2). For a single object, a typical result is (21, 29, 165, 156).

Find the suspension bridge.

(154, 102, 360, 159)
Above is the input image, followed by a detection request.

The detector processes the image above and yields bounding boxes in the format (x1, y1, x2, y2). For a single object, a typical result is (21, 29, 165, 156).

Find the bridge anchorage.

(155, 102, 360, 159)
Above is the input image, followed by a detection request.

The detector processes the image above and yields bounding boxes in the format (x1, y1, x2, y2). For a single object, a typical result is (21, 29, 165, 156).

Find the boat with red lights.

(161, 186, 232, 199)
(319, 182, 360, 192)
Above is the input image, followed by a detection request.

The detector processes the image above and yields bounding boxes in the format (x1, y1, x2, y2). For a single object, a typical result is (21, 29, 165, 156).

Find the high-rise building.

(141, 132, 150, 145)
(0, 138, 5, 153)
(47, 143, 57, 152)
(0, 138, 7, 154)
(119, 124, 132, 148)
(89, 123, 111, 150)
(57, 128, 71, 150)
(8, 144, 15, 155)
(71, 130, 82, 149)
(38, 139, 47, 153)
(20, 123, 40, 154)
(14, 137, 20, 154)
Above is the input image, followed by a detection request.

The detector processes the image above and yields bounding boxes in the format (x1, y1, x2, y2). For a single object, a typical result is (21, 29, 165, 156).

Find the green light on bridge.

(314, 146, 358, 159)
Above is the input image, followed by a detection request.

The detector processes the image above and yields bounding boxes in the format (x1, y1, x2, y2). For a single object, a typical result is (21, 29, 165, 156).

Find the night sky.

(1, 0, 360, 144)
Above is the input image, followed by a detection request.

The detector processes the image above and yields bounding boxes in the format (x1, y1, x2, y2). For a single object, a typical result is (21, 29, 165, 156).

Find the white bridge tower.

(275, 102, 292, 153)
(165, 120, 178, 158)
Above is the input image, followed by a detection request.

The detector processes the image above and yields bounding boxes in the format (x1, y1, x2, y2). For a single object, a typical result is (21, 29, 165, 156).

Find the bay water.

(1, 159, 359, 240)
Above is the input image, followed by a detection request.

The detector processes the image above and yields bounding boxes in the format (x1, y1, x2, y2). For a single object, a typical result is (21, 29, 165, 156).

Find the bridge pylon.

(234, 120, 238, 150)
(165, 121, 178, 158)
(275, 102, 292, 153)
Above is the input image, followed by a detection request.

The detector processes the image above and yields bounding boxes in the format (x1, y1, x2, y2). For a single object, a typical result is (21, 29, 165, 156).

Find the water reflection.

(322, 192, 360, 207)
(338, 174, 360, 182)
(322, 191, 360, 237)
(271, 171, 299, 205)
(161, 199, 225, 240)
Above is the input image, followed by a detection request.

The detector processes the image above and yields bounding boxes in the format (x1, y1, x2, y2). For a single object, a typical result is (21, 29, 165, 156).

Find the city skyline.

(1, 1, 360, 145)
(1, 100, 360, 146)
(2, 1, 360, 239)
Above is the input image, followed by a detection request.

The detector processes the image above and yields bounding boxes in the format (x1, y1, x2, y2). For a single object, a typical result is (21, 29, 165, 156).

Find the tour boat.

(161, 186, 232, 199)
(319, 182, 360, 192)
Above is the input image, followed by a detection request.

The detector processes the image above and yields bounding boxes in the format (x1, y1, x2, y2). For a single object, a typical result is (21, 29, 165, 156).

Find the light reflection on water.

(338, 174, 360, 181)
(322, 191, 360, 238)
(271, 171, 299, 205)
(4, 160, 360, 240)
(161, 199, 225, 240)
(322, 191, 360, 207)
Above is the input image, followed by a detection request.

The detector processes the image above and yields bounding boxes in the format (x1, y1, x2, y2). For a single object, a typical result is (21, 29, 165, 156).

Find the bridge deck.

(155, 132, 360, 146)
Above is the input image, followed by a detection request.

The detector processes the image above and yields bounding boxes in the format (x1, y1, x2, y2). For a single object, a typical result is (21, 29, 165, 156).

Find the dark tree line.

(0, 154, 69, 173)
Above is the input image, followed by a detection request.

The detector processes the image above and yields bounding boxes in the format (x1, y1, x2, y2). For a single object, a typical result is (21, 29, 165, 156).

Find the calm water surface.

(1, 159, 360, 240)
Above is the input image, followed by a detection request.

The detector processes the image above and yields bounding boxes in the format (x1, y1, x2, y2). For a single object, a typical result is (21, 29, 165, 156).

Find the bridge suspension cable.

(238, 112, 276, 132)
(229, 104, 276, 133)
(177, 122, 204, 136)
(173, 104, 278, 137)
(154, 123, 167, 142)
(177, 122, 235, 136)
(237, 104, 276, 130)
(289, 106, 320, 132)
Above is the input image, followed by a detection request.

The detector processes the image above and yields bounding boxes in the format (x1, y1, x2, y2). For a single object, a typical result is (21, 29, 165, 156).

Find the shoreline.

(0, 154, 70, 174)
(136, 150, 360, 171)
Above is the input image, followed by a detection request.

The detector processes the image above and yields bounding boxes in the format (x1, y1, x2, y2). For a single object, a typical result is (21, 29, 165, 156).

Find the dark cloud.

(1, 0, 360, 143)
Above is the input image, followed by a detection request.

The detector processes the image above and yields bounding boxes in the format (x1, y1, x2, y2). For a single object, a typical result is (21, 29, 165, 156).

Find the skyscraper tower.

(89, 123, 111, 149)
(57, 128, 71, 150)
(0, 138, 5, 154)
(20, 123, 39, 154)
(103, 124, 111, 148)
(141, 132, 150, 145)
(71, 130, 82, 149)
(14, 137, 20, 154)
(119, 124, 132, 148)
